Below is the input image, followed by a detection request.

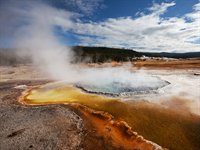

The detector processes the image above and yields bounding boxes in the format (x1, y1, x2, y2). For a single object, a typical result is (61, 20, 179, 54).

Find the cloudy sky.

(0, 0, 200, 52)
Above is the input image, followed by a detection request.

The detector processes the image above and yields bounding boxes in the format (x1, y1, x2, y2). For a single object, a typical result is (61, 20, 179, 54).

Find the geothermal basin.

(1, 62, 199, 150)
(18, 67, 200, 150)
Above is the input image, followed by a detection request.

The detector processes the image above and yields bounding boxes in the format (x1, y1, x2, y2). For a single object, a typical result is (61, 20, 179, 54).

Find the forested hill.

(72, 46, 200, 62)
(0, 46, 200, 65)
(72, 46, 142, 62)
(143, 52, 200, 59)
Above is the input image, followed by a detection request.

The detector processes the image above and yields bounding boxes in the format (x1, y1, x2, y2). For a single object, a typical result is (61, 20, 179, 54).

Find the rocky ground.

(0, 65, 86, 149)
(0, 80, 84, 150)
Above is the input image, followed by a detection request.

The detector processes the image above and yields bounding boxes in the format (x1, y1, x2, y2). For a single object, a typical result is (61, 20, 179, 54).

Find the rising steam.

(12, 0, 78, 81)
(1, 0, 166, 90)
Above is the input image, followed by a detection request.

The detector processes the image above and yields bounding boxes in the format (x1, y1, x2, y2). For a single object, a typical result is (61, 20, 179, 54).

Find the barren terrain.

(0, 59, 200, 150)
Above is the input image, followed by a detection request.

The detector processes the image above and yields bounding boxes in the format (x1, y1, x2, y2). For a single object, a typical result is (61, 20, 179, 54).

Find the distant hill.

(0, 46, 200, 65)
(72, 46, 200, 62)
(143, 52, 200, 59)
(71, 46, 142, 62)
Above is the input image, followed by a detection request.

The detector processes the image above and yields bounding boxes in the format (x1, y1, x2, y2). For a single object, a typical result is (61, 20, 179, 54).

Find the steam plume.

(1, 0, 165, 89)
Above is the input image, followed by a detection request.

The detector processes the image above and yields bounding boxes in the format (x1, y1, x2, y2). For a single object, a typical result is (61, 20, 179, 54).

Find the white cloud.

(70, 1, 200, 52)
(1, 0, 199, 53)
(148, 1, 175, 15)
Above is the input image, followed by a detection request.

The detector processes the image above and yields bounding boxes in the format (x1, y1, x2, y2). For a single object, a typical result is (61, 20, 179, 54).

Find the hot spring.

(75, 68, 170, 97)
(20, 69, 170, 106)
(76, 78, 169, 96)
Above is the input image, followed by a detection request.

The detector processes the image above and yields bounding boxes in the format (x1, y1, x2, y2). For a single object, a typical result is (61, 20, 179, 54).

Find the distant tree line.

(72, 46, 143, 63)
(0, 46, 199, 65)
